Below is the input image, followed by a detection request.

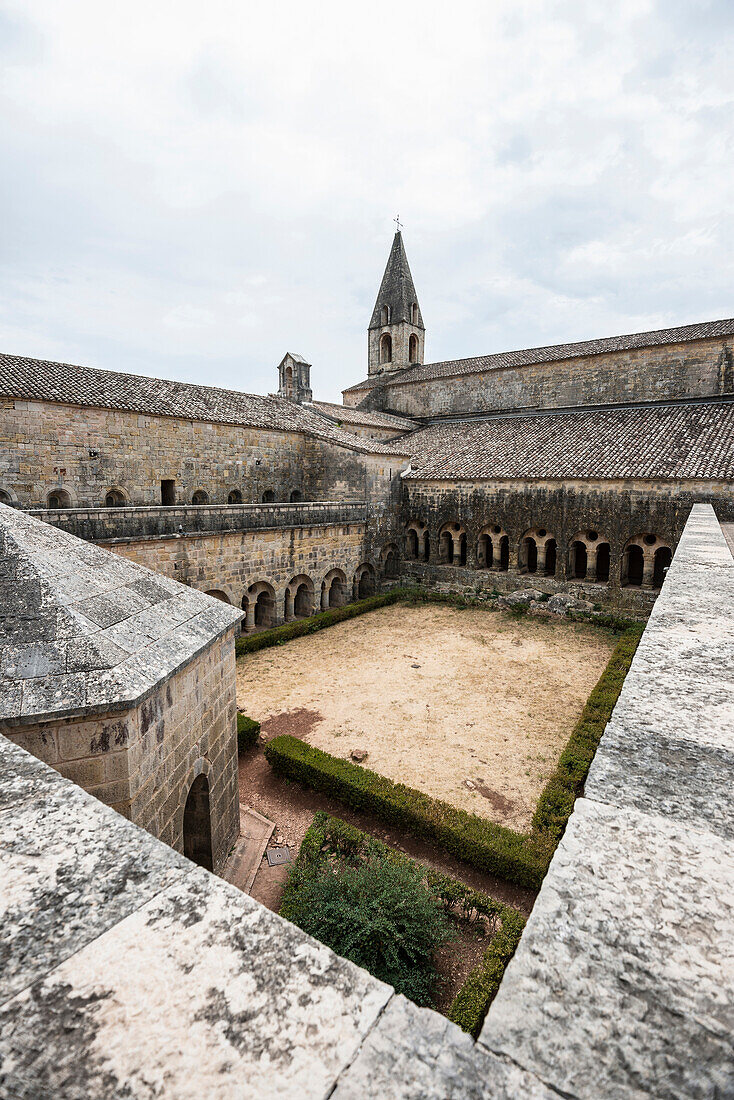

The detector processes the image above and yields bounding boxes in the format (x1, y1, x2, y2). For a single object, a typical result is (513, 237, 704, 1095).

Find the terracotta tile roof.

(344, 317, 734, 392)
(0, 352, 408, 456)
(310, 400, 417, 432)
(394, 401, 734, 481)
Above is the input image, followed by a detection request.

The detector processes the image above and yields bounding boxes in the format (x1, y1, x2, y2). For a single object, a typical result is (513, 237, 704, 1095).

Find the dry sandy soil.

(236, 603, 615, 832)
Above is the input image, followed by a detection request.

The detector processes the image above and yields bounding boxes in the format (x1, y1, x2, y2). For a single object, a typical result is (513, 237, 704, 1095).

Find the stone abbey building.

(1, 233, 733, 1097)
(1, 230, 733, 626)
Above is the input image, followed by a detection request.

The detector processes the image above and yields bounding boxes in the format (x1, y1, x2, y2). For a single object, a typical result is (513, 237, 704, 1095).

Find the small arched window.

(47, 489, 71, 509)
(262, 490, 275, 503)
(409, 334, 419, 362)
(380, 333, 392, 364)
(192, 489, 209, 505)
(411, 303, 418, 324)
(284, 364, 293, 396)
(290, 489, 303, 503)
(381, 305, 390, 325)
(105, 489, 127, 508)
(228, 489, 242, 504)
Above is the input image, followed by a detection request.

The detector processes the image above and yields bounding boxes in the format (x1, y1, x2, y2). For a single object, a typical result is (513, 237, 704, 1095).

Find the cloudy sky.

(1, 1, 732, 402)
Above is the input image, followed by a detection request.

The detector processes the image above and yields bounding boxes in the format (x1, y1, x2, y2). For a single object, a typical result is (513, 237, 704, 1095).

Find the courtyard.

(236, 602, 616, 832)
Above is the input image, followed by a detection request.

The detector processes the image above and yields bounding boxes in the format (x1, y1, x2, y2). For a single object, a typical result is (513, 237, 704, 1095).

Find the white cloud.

(0, 0, 732, 401)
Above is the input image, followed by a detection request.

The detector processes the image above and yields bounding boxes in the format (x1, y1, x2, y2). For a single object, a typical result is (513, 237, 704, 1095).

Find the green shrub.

(281, 812, 524, 1028)
(265, 736, 551, 889)
(447, 908, 525, 1037)
(283, 846, 453, 1006)
(237, 713, 260, 752)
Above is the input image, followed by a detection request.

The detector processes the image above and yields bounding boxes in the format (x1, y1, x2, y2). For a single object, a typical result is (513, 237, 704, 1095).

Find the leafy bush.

(237, 713, 260, 752)
(283, 849, 453, 1006)
(281, 812, 524, 1028)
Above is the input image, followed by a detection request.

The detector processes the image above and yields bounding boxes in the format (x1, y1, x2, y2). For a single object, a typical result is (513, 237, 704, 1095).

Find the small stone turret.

(368, 232, 425, 376)
(278, 352, 312, 403)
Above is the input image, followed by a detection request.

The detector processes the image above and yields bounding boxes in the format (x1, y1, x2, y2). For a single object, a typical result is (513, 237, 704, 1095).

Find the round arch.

(380, 542, 399, 579)
(245, 580, 277, 631)
(438, 522, 467, 566)
(204, 589, 232, 604)
(567, 529, 611, 582)
(321, 567, 348, 610)
(46, 488, 73, 509)
(621, 533, 671, 588)
(476, 523, 509, 570)
(353, 561, 376, 599)
(192, 489, 209, 505)
(286, 573, 314, 620)
(104, 487, 129, 508)
(518, 528, 557, 577)
(178, 757, 213, 872)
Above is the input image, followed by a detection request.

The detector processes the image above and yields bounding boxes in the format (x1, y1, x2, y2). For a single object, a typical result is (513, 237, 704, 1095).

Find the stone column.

(321, 584, 328, 612)
(587, 547, 598, 581)
(245, 603, 255, 632)
(536, 543, 547, 573)
(642, 551, 656, 588)
(284, 590, 295, 621)
(453, 535, 462, 566)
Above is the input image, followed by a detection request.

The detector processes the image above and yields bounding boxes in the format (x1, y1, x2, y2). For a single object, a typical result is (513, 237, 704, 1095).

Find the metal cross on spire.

(394, 214, 403, 233)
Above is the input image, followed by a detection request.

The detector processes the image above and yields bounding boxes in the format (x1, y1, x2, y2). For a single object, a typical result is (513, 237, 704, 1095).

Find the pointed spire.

(369, 232, 424, 330)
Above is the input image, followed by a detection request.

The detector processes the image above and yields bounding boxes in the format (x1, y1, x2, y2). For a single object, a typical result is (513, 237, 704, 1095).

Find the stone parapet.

(27, 500, 368, 541)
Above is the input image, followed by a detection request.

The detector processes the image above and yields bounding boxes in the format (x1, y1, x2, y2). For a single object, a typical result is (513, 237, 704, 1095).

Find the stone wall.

(103, 522, 377, 622)
(0, 399, 406, 510)
(400, 477, 734, 604)
(27, 501, 367, 542)
(2, 627, 240, 873)
(358, 335, 734, 418)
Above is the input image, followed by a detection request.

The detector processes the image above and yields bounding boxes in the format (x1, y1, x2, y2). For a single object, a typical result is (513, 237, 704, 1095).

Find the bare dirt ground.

(236, 603, 615, 832)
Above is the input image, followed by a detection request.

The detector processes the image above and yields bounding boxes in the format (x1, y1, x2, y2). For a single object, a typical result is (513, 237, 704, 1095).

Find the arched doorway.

(654, 545, 672, 588)
(544, 539, 557, 577)
(183, 774, 213, 871)
(596, 543, 610, 582)
(571, 541, 587, 579)
(354, 563, 375, 599)
(625, 545, 644, 586)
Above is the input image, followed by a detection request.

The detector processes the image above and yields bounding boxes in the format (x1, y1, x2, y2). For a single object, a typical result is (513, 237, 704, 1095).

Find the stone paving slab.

(0, 753, 191, 1005)
(0, 864, 392, 1100)
(332, 995, 558, 1099)
(222, 806, 275, 894)
(479, 796, 734, 1100)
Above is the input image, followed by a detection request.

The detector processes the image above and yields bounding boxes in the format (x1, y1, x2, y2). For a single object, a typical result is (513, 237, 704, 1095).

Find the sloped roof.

(0, 504, 243, 725)
(369, 232, 424, 330)
(346, 317, 734, 392)
(310, 400, 417, 432)
(0, 352, 404, 456)
(393, 400, 734, 481)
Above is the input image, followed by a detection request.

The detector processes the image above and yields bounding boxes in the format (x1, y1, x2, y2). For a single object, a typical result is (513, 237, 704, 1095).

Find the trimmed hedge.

(447, 907, 526, 1037)
(280, 812, 525, 1034)
(531, 625, 643, 836)
(265, 625, 642, 891)
(266, 737, 551, 890)
(234, 589, 411, 656)
(237, 713, 260, 752)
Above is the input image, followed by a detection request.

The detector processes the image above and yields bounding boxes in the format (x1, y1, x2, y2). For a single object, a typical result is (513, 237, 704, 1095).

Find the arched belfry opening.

(380, 333, 392, 364)
(183, 774, 213, 871)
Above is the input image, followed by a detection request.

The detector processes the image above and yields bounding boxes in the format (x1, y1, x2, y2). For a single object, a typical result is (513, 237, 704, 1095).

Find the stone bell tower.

(277, 352, 312, 403)
(368, 229, 425, 377)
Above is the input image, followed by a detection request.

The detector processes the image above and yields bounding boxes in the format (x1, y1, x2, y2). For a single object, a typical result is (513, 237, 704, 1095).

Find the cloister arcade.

(402, 520, 672, 591)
